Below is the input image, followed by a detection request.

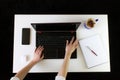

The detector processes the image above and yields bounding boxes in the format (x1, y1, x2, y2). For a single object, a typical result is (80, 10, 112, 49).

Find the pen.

(86, 46, 98, 56)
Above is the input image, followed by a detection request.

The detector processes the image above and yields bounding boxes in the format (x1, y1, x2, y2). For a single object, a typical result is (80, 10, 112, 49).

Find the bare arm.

(14, 46, 44, 80)
(57, 37, 78, 78)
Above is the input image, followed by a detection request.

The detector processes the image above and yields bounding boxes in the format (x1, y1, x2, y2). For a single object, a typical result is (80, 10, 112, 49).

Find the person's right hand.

(65, 36, 78, 58)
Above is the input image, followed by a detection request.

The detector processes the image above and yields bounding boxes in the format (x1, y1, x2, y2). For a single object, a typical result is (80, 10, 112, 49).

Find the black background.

(0, 0, 120, 80)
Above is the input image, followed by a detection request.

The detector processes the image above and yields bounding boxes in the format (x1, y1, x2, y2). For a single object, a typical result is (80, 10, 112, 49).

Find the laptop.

(31, 22, 80, 59)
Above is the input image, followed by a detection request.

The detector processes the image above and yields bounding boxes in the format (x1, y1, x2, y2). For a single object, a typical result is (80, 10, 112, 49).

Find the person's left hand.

(32, 46, 44, 63)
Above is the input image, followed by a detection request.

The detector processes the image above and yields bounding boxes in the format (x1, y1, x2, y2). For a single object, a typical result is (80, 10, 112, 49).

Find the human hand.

(32, 46, 44, 63)
(65, 36, 78, 58)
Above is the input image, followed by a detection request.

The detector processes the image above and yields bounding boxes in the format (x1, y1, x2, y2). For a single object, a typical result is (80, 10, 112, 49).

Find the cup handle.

(95, 19, 99, 22)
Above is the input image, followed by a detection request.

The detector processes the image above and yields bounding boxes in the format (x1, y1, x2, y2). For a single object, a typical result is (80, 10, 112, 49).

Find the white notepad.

(79, 35, 108, 68)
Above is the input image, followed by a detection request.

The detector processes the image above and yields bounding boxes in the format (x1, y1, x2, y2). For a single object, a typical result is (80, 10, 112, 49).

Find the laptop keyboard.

(36, 32, 76, 47)
(36, 31, 77, 59)
(37, 36, 73, 46)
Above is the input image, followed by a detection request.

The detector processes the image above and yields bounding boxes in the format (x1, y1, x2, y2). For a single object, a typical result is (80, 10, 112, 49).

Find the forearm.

(57, 37, 78, 78)
(15, 61, 36, 80)
(57, 53, 71, 78)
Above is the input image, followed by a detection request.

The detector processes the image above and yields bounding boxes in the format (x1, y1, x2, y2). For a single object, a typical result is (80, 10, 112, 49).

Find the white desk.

(13, 15, 110, 73)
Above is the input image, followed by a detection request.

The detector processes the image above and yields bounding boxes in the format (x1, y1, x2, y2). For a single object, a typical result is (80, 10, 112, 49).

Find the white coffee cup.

(84, 18, 98, 29)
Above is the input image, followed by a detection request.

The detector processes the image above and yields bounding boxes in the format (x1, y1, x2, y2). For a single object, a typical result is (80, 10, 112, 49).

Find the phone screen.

(22, 28, 30, 45)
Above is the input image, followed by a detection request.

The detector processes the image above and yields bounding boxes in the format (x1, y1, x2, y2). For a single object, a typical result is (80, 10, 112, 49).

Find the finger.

(35, 47, 37, 52)
(74, 40, 79, 48)
(35, 45, 41, 52)
(40, 47, 44, 53)
(38, 45, 42, 49)
(70, 36, 74, 44)
(35, 46, 43, 54)
(40, 54, 44, 60)
(39, 46, 44, 51)
(35, 46, 41, 53)
(73, 39, 79, 46)
(38, 46, 44, 54)
(66, 40, 68, 46)
(75, 42, 79, 49)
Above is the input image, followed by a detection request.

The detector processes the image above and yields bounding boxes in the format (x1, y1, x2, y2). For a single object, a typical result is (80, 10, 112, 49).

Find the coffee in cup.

(84, 18, 98, 29)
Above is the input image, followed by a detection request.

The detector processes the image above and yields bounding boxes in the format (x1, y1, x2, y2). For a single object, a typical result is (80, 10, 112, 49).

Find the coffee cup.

(84, 18, 98, 29)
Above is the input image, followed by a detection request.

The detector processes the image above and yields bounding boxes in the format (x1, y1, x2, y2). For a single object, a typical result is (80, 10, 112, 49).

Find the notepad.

(79, 35, 108, 68)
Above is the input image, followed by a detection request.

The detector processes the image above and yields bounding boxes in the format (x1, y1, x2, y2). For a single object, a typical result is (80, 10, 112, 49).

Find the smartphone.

(22, 28, 30, 45)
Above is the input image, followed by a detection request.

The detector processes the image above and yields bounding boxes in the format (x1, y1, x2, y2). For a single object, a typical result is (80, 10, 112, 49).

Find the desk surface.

(13, 15, 110, 73)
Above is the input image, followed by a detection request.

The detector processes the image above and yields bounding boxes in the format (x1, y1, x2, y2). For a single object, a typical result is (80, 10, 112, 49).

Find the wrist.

(65, 52, 71, 58)
(30, 60, 38, 65)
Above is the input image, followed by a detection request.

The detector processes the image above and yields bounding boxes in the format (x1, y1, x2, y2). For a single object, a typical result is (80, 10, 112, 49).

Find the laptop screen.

(31, 22, 80, 31)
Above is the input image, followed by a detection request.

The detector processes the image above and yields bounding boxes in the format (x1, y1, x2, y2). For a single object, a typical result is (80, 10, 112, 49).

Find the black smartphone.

(22, 28, 30, 45)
